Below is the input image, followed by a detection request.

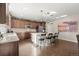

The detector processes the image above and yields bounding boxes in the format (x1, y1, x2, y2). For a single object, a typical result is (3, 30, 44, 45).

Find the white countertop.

(11, 28, 36, 33)
(0, 33, 19, 44)
(31, 32, 46, 34)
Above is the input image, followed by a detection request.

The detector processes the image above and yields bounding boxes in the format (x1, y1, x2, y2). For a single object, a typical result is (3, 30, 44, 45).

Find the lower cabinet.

(0, 41, 18, 56)
(17, 32, 31, 41)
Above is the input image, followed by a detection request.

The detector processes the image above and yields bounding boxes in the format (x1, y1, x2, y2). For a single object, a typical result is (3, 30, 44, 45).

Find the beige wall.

(46, 15, 79, 43)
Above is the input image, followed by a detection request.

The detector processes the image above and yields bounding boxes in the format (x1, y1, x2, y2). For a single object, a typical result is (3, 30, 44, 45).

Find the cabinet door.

(0, 3, 6, 24)
(0, 42, 18, 56)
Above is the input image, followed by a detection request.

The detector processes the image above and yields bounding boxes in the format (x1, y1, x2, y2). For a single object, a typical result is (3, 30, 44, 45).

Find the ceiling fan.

(40, 9, 56, 23)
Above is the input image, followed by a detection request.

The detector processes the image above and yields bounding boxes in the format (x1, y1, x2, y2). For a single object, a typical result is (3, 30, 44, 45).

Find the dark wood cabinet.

(0, 3, 6, 24)
(17, 32, 31, 41)
(11, 17, 46, 29)
(0, 42, 19, 56)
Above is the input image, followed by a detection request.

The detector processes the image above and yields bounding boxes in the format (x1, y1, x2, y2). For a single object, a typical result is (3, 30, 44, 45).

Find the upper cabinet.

(0, 3, 6, 24)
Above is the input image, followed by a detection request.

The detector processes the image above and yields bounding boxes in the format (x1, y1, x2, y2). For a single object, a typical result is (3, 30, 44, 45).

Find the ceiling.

(9, 3, 79, 22)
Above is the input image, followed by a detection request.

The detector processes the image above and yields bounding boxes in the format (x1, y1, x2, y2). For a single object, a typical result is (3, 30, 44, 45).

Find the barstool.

(39, 38, 45, 46)
(46, 33, 53, 45)
(76, 34, 79, 55)
(76, 34, 79, 45)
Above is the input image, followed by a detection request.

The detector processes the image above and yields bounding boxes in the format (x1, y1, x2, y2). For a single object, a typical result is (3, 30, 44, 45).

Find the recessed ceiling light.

(23, 8, 28, 10)
(55, 15, 68, 19)
(48, 11, 56, 16)
(60, 15, 67, 17)
(55, 17, 60, 19)
(50, 11, 56, 14)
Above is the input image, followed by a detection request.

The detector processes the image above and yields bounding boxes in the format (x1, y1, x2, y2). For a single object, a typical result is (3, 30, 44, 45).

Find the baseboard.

(58, 39, 78, 44)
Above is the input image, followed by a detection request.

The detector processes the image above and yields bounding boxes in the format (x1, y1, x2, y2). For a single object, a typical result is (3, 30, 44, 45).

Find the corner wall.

(46, 15, 79, 43)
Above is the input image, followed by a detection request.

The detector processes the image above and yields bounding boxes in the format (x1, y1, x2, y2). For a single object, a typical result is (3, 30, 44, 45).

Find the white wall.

(46, 15, 79, 43)
(46, 23, 54, 33)
(46, 22, 58, 33)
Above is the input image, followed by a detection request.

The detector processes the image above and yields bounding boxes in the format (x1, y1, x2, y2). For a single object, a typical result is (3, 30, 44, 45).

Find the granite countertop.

(0, 33, 19, 44)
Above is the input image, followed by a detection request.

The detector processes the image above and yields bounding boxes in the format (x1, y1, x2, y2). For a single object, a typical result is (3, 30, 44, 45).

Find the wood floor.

(19, 39, 79, 56)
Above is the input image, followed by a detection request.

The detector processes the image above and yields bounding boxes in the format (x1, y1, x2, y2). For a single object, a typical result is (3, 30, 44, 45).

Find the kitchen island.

(31, 33, 47, 46)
